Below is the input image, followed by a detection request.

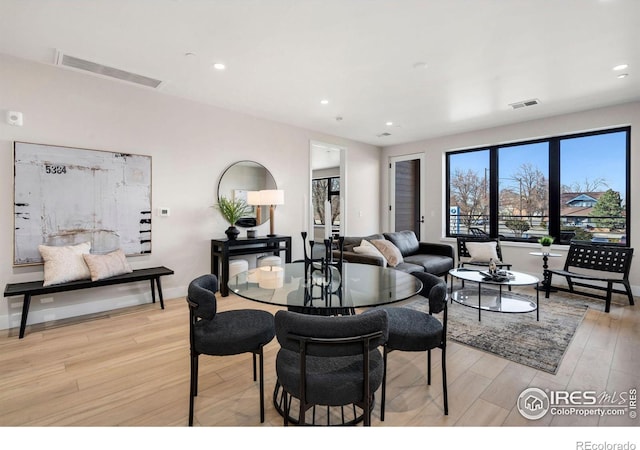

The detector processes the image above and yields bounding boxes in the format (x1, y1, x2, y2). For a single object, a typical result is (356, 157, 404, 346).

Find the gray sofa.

(338, 230, 454, 277)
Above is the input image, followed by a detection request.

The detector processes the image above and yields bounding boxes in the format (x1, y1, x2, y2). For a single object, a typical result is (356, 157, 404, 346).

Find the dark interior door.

(394, 159, 421, 240)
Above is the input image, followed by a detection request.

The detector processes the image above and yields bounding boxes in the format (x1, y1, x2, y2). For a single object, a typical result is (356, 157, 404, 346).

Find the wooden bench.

(4, 266, 174, 338)
(545, 244, 634, 312)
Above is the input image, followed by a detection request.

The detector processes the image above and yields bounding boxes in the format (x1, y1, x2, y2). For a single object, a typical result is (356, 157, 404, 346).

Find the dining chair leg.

(193, 354, 199, 396)
(259, 347, 265, 423)
(252, 352, 257, 381)
(442, 347, 448, 415)
(189, 353, 198, 426)
(283, 390, 289, 426)
(364, 399, 371, 426)
(427, 349, 432, 385)
(381, 346, 389, 421)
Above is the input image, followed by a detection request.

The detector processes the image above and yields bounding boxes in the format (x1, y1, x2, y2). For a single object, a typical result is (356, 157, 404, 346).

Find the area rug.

(405, 287, 591, 374)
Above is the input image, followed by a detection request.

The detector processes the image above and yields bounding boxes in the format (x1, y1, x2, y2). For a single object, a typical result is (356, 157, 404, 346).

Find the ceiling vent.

(509, 99, 540, 110)
(377, 132, 392, 137)
(55, 50, 162, 89)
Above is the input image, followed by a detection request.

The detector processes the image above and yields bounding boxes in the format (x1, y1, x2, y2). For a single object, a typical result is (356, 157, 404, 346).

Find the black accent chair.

(274, 309, 388, 426)
(186, 274, 275, 426)
(456, 236, 511, 271)
(456, 236, 512, 290)
(377, 271, 448, 419)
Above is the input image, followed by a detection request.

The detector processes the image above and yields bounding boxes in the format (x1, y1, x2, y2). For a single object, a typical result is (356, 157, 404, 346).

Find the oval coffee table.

(448, 268, 540, 321)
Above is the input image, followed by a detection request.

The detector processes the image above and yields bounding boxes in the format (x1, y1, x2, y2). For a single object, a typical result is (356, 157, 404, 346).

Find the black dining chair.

(186, 274, 275, 426)
(377, 271, 448, 419)
(274, 309, 388, 426)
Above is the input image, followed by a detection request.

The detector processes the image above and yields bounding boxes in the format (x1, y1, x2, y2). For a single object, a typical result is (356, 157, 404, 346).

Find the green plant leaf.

(215, 196, 252, 225)
(538, 235, 554, 246)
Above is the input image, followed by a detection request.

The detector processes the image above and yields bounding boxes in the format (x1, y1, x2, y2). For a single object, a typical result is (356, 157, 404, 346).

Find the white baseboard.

(0, 286, 186, 332)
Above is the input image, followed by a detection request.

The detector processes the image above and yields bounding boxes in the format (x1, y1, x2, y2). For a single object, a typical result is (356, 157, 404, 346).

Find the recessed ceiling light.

(413, 62, 428, 70)
(213, 63, 226, 70)
(613, 64, 628, 71)
(320, 99, 329, 105)
(617, 73, 629, 79)
(385, 121, 393, 126)
(184, 52, 196, 57)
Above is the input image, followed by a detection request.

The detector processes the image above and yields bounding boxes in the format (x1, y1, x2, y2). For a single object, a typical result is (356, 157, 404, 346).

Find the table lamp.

(247, 190, 262, 226)
(260, 189, 284, 237)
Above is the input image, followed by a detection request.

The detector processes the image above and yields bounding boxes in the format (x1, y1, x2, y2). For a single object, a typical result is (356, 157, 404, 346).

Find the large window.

(447, 127, 630, 246)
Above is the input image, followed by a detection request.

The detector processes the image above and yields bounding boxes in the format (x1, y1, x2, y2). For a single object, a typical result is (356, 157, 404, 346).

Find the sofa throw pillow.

(372, 239, 404, 267)
(353, 239, 388, 267)
(466, 241, 500, 263)
(39, 241, 92, 286)
(83, 249, 133, 282)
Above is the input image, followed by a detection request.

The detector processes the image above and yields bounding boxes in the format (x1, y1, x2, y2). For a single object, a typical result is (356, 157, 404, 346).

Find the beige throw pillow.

(466, 241, 500, 263)
(83, 249, 133, 282)
(39, 242, 92, 286)
(353, 239, 387, 267)
(372, 239, 404, 267)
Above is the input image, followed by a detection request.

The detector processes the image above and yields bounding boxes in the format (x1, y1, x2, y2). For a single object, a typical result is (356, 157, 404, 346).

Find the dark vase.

(225, 226, 240, 240)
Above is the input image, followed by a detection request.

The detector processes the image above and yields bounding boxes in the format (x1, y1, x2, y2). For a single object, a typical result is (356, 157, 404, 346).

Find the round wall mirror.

(217, 160, 277, 228)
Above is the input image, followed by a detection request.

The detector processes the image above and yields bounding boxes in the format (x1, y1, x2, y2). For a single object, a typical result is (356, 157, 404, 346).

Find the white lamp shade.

(260, 189, 284, 205)
(247, 191, 262, 206)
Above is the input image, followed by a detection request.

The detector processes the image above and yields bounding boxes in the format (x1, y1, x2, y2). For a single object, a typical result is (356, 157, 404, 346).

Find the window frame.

(446, 126, 631, 246)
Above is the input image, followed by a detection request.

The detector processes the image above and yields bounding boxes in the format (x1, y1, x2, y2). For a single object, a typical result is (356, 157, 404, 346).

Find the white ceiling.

(1, 0, 639, 146)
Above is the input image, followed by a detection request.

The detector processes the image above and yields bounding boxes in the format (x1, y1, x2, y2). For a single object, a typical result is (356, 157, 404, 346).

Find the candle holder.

(300, 232, 345, 309)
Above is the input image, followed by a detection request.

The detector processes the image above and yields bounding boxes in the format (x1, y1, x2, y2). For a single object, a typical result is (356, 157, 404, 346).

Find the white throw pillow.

(372, 239, 404, 267)
(466, 241, 500, 263)
(83, 248, 133, 282)
(353, 239, 387, 267)
(39, 242, 92, 286)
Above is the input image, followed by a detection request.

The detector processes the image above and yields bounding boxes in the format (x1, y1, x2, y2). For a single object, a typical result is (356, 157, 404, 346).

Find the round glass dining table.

(228, 261, 423, 314)
(230, 261, 422, 424)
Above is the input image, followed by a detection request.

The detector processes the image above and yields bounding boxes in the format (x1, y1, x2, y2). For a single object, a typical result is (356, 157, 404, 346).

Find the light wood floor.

(0, 289, 638, 430)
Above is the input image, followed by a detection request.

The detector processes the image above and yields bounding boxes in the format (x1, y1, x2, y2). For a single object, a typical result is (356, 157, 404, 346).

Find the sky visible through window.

(450, 131, 626, 202)
(560, 131, 626, 200)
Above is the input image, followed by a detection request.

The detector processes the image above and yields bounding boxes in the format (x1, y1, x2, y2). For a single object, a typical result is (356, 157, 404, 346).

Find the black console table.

(211, 235, 292, 297)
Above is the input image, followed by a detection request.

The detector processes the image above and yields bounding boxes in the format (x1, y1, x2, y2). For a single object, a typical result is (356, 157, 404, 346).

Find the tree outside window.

(312, 177, 340, 226)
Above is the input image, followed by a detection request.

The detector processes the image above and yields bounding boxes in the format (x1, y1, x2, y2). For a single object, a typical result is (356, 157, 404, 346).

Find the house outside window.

(446, 127, 630, 246)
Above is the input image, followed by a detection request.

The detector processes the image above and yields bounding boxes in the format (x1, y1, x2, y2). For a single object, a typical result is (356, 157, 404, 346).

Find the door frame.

(389, 153, 425, 237)
(309, 140, 347, 238)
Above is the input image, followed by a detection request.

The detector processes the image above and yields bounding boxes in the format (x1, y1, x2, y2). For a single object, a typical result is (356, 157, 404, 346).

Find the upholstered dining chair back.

(274, 310, 388, 425)
(187, 273, 218, 320)
(275, 309, 388, 356)
(417, 271, 448, 315)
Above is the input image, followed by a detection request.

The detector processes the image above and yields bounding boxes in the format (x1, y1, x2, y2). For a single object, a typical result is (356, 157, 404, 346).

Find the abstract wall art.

(13, 142, 152, 265)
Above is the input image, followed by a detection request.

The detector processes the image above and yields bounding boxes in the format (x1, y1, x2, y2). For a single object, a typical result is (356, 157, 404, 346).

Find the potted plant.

(215, 196, 252, 240)
(538, 235, 554, 254)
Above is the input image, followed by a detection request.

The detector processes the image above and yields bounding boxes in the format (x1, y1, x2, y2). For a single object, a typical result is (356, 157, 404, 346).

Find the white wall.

(0, 54, 381, 331)
(381, 101, 640, 292)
